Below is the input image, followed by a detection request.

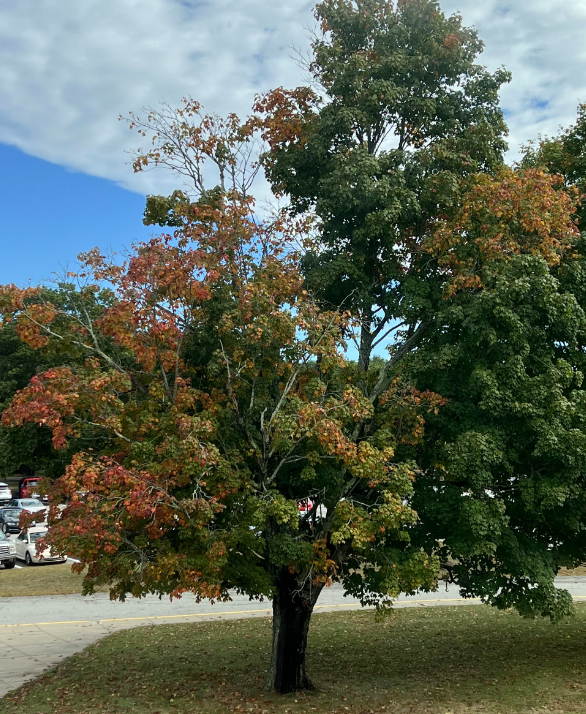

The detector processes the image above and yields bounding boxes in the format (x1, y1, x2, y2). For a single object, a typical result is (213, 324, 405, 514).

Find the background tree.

(0, 291, 82, 481)
(407, 251, 586, 620)
(0, 321, 48, 477)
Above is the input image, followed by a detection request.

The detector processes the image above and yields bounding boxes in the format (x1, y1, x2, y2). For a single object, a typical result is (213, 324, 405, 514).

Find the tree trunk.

(267, 573, 322, 693)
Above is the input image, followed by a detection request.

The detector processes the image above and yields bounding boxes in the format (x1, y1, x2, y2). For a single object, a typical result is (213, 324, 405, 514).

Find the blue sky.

(1, 0, 586, 286)
(0, 144, 152, 285)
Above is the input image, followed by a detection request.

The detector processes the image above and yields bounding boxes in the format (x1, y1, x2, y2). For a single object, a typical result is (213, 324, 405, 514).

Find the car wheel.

(0, 523, 6, 534)
(4, 559, 16, 569)
(25, 552, 34, 566)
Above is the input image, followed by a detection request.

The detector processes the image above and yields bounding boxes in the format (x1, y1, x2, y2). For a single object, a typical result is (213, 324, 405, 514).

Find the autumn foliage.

(0, 192, 440, 612)
(429, 168, 580, 293)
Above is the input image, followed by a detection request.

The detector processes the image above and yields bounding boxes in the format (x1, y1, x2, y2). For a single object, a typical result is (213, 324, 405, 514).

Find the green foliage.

(0, 321, 61, 478)
(143, 190, 189, 227)
(259, 0, 510, 344)
(408, 255, 586, 619)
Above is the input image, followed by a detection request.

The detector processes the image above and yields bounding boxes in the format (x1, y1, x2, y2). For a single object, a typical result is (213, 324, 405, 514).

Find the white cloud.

(442, 0, 586, 159)
(0, 0, 585, 196)
(0, 0, 315, 195)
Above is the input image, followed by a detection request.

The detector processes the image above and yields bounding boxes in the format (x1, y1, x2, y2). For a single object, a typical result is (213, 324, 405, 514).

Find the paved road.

(2, 578, 586, 699)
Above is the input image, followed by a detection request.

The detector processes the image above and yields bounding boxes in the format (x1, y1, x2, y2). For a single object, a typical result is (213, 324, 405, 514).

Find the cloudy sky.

(1, 0, 585, 284)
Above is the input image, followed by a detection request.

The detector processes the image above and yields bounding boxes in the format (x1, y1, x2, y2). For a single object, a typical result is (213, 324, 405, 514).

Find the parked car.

(15, 528, 67, 566)
(18, 477, 48, 503)
(298, 498, 314, 514)
(6, 498, 47, 515)
(0, 529, 17, 568)
(0, 507, 23, 534)
(298, 498, 327, 521)
(0, 482, 12, 506)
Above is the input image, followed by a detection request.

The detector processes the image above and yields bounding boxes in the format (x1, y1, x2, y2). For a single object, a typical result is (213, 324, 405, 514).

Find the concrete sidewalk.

(2, 578, 586, 699)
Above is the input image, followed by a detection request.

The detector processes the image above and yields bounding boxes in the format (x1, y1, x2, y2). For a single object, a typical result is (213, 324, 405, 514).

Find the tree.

(252, 0, 584, 619)
(393, 102, 586, 621)
(254, 0, 511, 381)
(0, 298, 74, 480)
(0, 129, 440, 692)
(406, 252, 586, 620)
(387, 103, 586, 618)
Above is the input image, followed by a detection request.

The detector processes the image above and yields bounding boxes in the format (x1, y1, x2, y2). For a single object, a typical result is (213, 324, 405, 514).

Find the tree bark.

(267, 572, 322, 693)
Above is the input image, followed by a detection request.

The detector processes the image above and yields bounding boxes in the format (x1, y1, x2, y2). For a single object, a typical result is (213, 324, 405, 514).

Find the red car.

(19, 478, 48, 503)
(298, 498, 313, 514)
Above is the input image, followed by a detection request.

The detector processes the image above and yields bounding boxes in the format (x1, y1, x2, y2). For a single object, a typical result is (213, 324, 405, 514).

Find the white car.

(6, 498, 47, 518)
(0, 530, 16, 568)
(0, 482, 12, 506)
(15, 528, 67, 566)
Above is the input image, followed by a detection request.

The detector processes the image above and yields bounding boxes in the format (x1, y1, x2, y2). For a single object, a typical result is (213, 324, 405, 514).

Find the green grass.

(559, 566, 586, 576)
(0, 564, 107, 597)
(3, 605, 586, 714)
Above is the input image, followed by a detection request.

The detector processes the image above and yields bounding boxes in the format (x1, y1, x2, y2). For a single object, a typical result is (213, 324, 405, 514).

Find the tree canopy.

(252, 0, 584, 623)
(408, 252, 586, 620)
(0, 301, 74, 480)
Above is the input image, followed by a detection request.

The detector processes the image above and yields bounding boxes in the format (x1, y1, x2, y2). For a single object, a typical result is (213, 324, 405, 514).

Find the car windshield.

(29, 532, 47, 543)
(2, 509, 20, 517)
(20, 499, 43, 507)
(0, 531, 8, 541)
(0, 482, 8, 488)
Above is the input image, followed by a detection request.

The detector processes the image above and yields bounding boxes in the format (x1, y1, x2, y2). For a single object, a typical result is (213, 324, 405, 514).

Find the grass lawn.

(0, 564, 107, 597)
(3, 605, 586, 714)
(559, 566, 586, 576)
